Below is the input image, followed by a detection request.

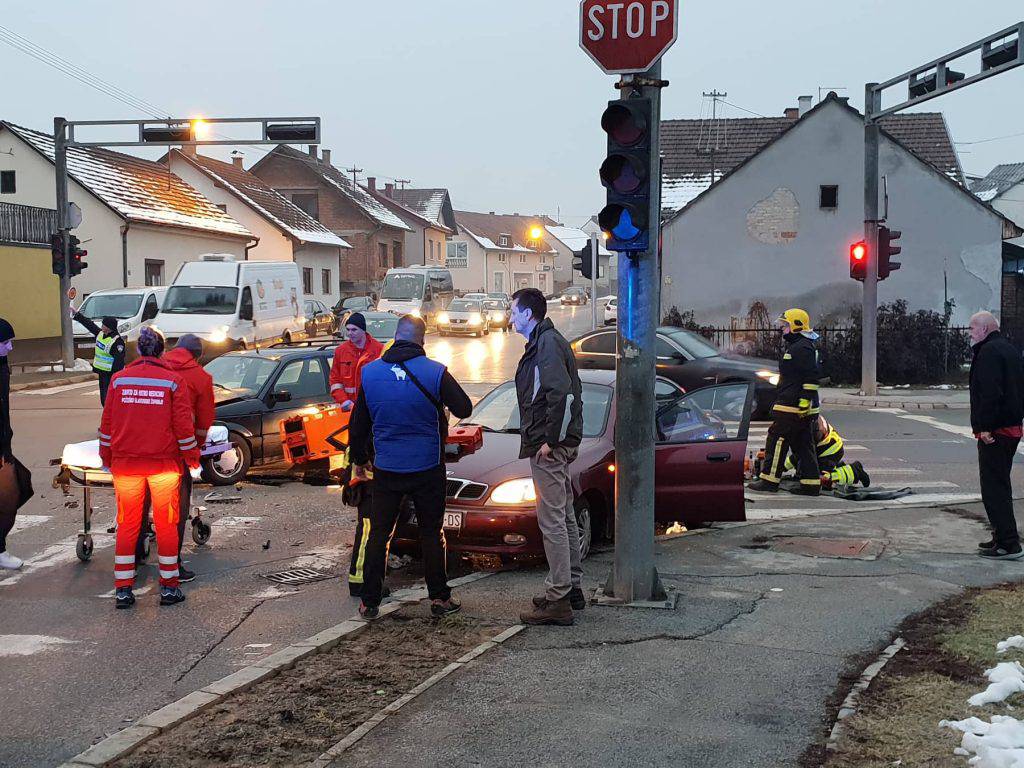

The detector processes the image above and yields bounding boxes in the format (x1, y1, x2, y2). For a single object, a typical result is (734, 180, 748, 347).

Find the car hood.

(444, 432, 530, 486)
(716, 354, 778, 374)
(152, 314, 234, 336)
(214, 388, 255, 408)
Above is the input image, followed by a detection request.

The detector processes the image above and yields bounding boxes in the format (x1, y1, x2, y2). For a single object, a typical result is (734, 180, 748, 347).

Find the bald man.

(969, 311, 1024, 560)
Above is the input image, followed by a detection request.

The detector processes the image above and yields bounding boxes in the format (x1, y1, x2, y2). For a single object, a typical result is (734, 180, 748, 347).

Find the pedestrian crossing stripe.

(9, 515, 51, 535)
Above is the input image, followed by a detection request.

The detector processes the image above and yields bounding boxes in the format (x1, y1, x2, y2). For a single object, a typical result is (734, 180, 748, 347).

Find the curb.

(822, 396, 968, 410)
(826, 637, 906, 751)
(59, 570, 497, 768)
(10, 373, 95, 392)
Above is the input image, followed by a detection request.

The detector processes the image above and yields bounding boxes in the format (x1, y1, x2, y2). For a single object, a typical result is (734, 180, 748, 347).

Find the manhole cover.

(771, 537, 880, 560)
(262, 568, 334, 585)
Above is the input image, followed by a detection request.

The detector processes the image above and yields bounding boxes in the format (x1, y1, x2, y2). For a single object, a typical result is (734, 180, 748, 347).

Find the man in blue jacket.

(350, 314, 472, 618)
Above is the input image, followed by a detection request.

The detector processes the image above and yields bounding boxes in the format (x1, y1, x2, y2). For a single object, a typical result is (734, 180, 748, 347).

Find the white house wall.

(294, 244, 342, 304)
(126, 225, 247, 287)
(661, 101, 1004, 326)
(992, 180, 1024, 248)
(447, 233, 487, 291)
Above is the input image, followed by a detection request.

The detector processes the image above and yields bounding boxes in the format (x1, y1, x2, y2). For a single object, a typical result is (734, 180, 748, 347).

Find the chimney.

(180, 143, 196, 157)
(784, 107, 799, 119)
(232, 154, 244, 169)
(385, 182, 395, 197)
(367, 176, 377, 192)
(321, 148, 331, 166)
(798, 95, 813, 117)
(307, 145, 318, 160)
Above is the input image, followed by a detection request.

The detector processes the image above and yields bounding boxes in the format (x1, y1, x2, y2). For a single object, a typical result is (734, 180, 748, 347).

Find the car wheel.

(575, 497, 593, 560)
(201, 433, 252, 486)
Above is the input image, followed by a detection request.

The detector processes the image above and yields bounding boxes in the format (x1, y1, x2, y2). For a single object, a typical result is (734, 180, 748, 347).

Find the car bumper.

(438, 324, 486, 335)
(396, 505, 544, 557)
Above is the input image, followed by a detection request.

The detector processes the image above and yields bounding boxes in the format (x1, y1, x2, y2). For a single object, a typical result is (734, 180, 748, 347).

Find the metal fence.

(0, 201, 58, 245)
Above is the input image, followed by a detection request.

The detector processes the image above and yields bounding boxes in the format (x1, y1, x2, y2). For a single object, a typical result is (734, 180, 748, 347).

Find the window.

(141, 294, 160, 321)
(302, 267, 313, 295)
(144, 260, 164, 286)
(655, 383, 749, 443)
(465, 381, 612, 438)
(429, 240, 434, 262)
(519, 253, 526, 263)
(290, 192, 319, 220)
(578, 332, 616, 355)
(274, 358, 327, 400)
(446, 241, 468, 269)
(378, 242, 389, 268)
(321, 268, 331, 295)
(393, 240, 402, 267)
(498, 233, 511, 247)
(0, 171, 15, 194)
(215, 203, 228, 213)
(498, 253, 506, 263)
(239, 287, 253, 320)
(656, 337, 681, 359)
(819, 185, 838, 209)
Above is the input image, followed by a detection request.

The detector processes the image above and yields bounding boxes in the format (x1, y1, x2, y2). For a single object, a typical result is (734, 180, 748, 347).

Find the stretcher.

(52, 426, 232, 562)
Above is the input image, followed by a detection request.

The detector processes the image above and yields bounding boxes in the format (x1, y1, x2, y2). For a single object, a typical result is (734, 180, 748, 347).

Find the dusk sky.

(2, 1, 1021, 226)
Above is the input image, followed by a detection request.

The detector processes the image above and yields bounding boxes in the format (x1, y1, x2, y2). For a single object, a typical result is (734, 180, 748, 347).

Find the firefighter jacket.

(163, 347, 216, 442)
(815, 415, 843, 460)
(771, 332, 820, 419)
(330, 337, 384, 405)
(98, 357, 200, 472)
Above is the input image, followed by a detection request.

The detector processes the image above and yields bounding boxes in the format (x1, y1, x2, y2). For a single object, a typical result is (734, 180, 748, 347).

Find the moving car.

(572, 326, 778, 420)
(462, 292, 488, 300)
(481, 298, 511, 331)
(304, 300, 337, 337)
(487, 291, 511, 304)
(376, 266, 455, 325)
(73, 286, 167, 355)
(394, 371, 752, 559)
(603, 296, 617, 325)
(333, 295, 376, 325)
(437, 298, 490, 337)
(560, 286, 589, 306)
(360, 311, 400, 342)
(202, 344, 336, 484)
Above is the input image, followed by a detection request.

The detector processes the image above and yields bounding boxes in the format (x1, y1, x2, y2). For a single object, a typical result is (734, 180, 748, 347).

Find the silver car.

(437, 299, 489, 337)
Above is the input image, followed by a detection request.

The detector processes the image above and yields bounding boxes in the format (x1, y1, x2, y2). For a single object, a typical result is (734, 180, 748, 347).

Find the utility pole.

(589, 231, 599, 331)
(701, 90, 726, 184)
(860, 84, 881, 397)
(54, 117, 74, 369)
(395, 178, 410, 194)
(347, 164, 367, 294)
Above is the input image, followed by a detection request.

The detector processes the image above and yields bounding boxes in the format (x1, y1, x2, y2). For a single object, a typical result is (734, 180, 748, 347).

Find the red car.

(394, 370, 754, 560)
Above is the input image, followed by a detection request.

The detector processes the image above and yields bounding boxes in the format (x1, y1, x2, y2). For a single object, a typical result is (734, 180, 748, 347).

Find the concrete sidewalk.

(822, 385, 968, 409)
(334, 501, 1023, 768)
(9, 370, 95, 392)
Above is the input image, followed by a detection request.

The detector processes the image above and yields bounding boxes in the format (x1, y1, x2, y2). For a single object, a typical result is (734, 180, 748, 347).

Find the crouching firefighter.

(783, 414, 871, 489)
(748, 308, 822, 496)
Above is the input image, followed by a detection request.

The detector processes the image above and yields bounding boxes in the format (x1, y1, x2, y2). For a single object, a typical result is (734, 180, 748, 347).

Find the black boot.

(747, 478, 779, 493)
(851, 461, 871, 488)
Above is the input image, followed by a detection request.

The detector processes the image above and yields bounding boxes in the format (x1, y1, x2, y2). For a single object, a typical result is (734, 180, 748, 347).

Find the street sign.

(67, 287, 77, 301)
(580, 0, 679, 74)
(67, 202, 82, 229)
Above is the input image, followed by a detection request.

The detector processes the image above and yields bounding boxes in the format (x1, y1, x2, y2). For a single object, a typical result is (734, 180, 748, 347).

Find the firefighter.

(99, 326, 199, 609)
(783, 414, 871, 489)
(71, 310, 126, 405)
(748, 308, 822, 496)
(330, 313, 383, 411)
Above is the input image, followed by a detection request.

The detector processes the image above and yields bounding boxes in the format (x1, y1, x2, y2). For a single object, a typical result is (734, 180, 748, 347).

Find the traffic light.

(598, 98, 652, 253)
(68, 234, 88, 277)
(878, 226, 902, 280)
(50, 233, 65, 277)
(850, 240, 867, 281)
(573, 241, 595, 279)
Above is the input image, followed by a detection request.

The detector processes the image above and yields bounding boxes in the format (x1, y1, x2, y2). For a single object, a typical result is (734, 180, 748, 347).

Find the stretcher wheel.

(192, 519, 212, 546)
(76, 534, 94, 562)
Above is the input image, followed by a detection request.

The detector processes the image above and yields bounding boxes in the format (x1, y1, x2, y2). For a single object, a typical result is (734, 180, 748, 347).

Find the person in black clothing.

(0, 317, 23, 570)
(71, 310, 126, 405)
(969, 311, 1024, 560)
(350, 314, 472, 619)
(748, 308, 822, 496)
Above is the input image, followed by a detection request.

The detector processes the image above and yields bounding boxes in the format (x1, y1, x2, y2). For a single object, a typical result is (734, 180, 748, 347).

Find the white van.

(376, 266, 455, 325)
(73, 286, 167, 353)
(153, 255, 305, 354)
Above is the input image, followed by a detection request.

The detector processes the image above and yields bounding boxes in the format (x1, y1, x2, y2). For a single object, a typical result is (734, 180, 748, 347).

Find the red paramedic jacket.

(98, 357, 201, 474)
(330, 337, 384, 405)
(162, 347, 216, 442)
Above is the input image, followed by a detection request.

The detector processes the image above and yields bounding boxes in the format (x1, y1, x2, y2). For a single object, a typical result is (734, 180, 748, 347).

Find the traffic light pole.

(590, 232, 599, 330)
(860, 86, 881, 397)
(609, 60, 664, 605)
(54, 117, 74, 370)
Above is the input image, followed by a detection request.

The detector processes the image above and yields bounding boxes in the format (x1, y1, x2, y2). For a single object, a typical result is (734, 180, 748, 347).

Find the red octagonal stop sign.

(580, 0, 679, 75)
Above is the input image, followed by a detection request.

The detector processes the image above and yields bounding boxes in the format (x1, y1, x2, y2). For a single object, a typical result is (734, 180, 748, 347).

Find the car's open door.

(653, 381, 754, 524)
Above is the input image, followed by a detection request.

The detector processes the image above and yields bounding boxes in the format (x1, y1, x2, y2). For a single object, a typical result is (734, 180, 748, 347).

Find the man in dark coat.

(0, 317, 23, 570)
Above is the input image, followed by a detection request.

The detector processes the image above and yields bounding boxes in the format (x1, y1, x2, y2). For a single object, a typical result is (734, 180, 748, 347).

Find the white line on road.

(9, 515, 51, 534)
(97, 585, 153, 599)
(893, 411, 1024, 456)
(0, 635, 76, 656)
(885, 481, 961, 489)
(864, 468, 922, 475)
(18, 381, 95, 396)
(0, 531, 115, 586)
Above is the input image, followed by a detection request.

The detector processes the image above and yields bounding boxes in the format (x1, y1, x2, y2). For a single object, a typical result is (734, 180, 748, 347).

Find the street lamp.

(191, 118, 210, 139)
(529, 226, 543, 240)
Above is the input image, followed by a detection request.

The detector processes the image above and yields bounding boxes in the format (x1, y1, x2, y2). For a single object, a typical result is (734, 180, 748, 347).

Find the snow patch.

(969, 663, 1024, 707)
(999, 637, 1024, 655)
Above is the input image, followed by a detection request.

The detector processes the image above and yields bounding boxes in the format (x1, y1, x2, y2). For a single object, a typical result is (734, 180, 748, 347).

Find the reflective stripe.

(772, 404, 804, 414)
(802, 383, 820, 390)
(158, 555, 178, 565)
(330, 383, 344, 392)
(820, 440, 843, 458)
(112, 376, 178, 391)
(799, 478, 822, 486)
(114, 555, 136, 564)
(179, 441, 198, 450)
(783, 353, 792, 360)
(97, 432, 111, 440)
(114, 568, 136, 578)
(94, 334, 116, 372)
(98, 440, 111, 447)
(178, 437, 195, 444)
(344, 387, 357, 394)
(159, 568, 180, 579)
(352, 517, 372, 584)
(759, 472, 780, 483)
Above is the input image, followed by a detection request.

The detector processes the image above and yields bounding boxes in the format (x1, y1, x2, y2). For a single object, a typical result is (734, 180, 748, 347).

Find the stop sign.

(580, 0, 679, 75)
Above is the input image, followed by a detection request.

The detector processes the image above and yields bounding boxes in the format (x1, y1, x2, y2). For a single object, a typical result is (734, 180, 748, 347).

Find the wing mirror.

(272, 390, 292, 403)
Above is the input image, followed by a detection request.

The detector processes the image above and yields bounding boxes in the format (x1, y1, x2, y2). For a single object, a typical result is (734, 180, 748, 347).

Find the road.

(0, 301, 993, 767)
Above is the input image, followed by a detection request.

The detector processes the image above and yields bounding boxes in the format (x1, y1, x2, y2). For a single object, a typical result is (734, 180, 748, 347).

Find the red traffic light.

(851, 242, 866, 261)
(850, 240, 867, 281)
(599, 153, 647, 194)
(601, 102, 648, 146)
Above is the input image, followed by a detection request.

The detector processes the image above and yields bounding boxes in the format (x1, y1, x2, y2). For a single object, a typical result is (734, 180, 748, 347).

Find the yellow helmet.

(779, 308, 811, 332)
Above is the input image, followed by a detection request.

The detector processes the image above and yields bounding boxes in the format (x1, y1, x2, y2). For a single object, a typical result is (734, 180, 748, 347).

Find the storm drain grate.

(261, 568, 334, 586)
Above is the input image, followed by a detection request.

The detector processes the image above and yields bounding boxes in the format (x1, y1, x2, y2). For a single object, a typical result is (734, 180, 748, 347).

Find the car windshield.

(365, 314, 398, 341)
(204, 355, 278, 395)
(163, 286, 239, 315)
(565, 288, 584, 295)
(462, 382, 612, 438)
(487, 293, 507, 299)
(667, 329, 720, 360)
(79, 293, 144, 320)
(343, 297, 369, 309)
(448, 300, 481, 312)
(381, 274, 425, 301)
(482, 300, 505, 311)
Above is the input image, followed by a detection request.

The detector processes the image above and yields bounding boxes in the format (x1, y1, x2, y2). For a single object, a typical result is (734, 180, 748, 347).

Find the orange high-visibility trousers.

(113, 471, 182, 588)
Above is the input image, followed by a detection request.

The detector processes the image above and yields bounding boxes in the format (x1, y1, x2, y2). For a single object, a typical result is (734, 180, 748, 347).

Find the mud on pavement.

(112, 609, 505, 768)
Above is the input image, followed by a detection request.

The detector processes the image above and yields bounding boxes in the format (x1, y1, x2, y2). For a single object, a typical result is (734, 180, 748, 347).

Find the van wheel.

(201, 433, 252, 486)
(283, 332, 293, 344)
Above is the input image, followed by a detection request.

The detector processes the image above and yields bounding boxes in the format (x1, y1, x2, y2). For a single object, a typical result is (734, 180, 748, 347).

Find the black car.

(304, 299, 338, 337)
(571, 326, 778, 420)
(201, 344, 337, 484)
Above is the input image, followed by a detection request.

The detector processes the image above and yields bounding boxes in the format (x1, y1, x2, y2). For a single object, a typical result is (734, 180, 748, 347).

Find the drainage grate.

(261, 568, 334, 586)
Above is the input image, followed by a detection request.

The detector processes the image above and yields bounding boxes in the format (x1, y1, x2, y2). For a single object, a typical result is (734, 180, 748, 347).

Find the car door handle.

(706, 452, 731, 462)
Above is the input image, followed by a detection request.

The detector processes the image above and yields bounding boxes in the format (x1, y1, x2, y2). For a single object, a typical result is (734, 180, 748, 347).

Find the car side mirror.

(272, 390, 292, 403)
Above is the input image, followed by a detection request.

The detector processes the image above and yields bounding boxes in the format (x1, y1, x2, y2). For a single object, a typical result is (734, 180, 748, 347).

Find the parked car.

(360, 311, 400, 343)
(304, 300, 338, 337)
(572, 326, 778, 420)
(481, 298, 511, 331)
(603, 296, 617, 325)
(487, 291, 511, 304)
(202, 344, 336, 484)
(334, 295, 375, 317)
(73, 286, 167, 356)
(394, 371, 753, 559)
(462, 292, 488, 301)
(437, 298, 490, 337)
(560, 286, 589, 306)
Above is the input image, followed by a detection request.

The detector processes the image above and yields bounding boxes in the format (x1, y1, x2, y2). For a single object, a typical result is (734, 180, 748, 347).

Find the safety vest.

(94, 333, 117, 372)
(816, 417, 844, 459)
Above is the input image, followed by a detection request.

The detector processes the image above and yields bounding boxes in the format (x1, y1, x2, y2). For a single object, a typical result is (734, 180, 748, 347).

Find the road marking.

(0, 635, 76, 656)
(211, 516, 262, 527)
(9, 514, 51, 534)
(893, 492, 981, 505)
(844, 445, 868, 451)
(0, 531, 114, 586)
(18, 381, 95, 396)
(887, 481, 960, 489)
(97, 585, 153, 599)
(893, 411, 1024, 456)
(865, 468, 922, 475)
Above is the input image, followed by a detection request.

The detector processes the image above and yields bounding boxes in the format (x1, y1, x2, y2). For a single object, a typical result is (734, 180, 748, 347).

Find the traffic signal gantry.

(598, 97, 653, 253)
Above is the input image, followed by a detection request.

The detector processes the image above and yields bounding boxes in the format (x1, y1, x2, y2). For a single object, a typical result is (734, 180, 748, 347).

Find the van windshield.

(163, 286, 239, 315)
(381, 274, 425, 301)
(79, 293, 143, 320)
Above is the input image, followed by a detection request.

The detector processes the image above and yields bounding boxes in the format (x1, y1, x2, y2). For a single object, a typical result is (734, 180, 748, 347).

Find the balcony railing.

(0, 202, 58, 245)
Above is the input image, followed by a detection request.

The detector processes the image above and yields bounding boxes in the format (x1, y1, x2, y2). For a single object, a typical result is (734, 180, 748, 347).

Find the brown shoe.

(520, 597, 574, 626)
(533, 588, 586, 610)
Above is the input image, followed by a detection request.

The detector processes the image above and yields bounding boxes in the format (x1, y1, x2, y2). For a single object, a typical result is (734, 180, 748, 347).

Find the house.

(0, 121, 253, 296)
(0, 201, 60, 360)
(659, 94, 1022, 327)
(248, 145, 412, 295)
(449, 211, 559, 295)
(167, 149, 351, 306)
(972, 163, 1024, 345)
(543, 225, 615, 293)
(364, 181, 457, 268)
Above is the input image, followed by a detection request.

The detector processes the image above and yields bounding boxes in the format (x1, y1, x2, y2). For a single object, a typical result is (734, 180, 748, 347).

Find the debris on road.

(204, 491, 242, 505)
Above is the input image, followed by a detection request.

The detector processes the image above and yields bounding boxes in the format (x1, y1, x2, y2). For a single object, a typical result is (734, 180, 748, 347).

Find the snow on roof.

(389, 188, 451, 227)
(3, 122, 252, 239)
(971, 162, 1024, 202)
(544, 225, 612, 256)
(454, 210, 558, 253)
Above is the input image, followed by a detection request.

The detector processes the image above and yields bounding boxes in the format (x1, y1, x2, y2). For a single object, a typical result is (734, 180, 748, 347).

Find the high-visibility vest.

(94, 333, 117, 372)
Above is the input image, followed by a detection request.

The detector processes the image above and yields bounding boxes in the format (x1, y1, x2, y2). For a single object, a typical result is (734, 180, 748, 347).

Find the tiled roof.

(454, 210, 559, 252)
(269, 145, 411, 232)
(178, 151, 350, 249)
(2, 121, 252, 239)
(387, 188, 454, 229)
(365, 187, 453, 234)
(971, 162, 1024, 202)
(544, 225, 612, 256)
(878, 112, 965, 186)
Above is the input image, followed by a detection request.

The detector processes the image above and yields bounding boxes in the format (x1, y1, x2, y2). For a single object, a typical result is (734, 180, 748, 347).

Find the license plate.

(442, 511, 463, 530)
(76, 343, 92, 349)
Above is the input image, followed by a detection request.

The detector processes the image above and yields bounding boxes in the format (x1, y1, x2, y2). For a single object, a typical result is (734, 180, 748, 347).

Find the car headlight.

(489, 478, 537, 505)
(437, 312, 450, 324)
(209, 327, 229, 344)
(469, 313, 483, 325)
(757, 370, 780, 386)
(490, 312, 503, 321)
